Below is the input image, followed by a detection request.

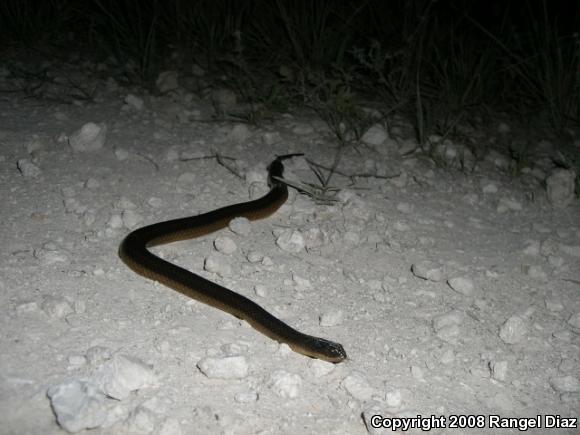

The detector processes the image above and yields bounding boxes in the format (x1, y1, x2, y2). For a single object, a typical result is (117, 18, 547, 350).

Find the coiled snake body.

(119, 155, 346, 363)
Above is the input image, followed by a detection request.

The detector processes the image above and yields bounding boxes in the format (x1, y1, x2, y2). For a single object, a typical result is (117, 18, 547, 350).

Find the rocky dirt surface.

(0, 62, 579, 434)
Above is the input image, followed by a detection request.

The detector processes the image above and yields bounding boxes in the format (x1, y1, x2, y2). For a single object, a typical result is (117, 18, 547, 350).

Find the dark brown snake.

(118, 154, 347, 363)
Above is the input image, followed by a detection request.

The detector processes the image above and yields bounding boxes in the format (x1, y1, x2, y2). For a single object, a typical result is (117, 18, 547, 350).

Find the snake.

(118, 154, 347, 363)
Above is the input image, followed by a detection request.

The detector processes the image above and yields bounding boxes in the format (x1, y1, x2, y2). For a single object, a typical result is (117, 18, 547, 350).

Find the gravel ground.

(1, 62, 579, 434)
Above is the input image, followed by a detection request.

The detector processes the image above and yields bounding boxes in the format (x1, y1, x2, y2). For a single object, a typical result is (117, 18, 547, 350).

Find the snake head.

(304, 336, 347, 363)
(267, 153, 305, 187)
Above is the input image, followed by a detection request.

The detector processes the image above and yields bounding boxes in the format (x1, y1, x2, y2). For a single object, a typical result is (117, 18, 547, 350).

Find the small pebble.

(68, 122, 107, 152)
(498, 122, 511, 133)
(490, 360, 508, 381)
(246, 250, 263, 263)
(41, 296, 73, 319)
(166, 148, 179, 162)
(17, 159, 41, 177)
(226, 124, 251, 142)
(385, 389, 402, 408)
(214, 236, 237, 255)
(156, 70, 179, 93)
(436, 325, 461, 342)
(432, 310, 463, 331)
(95, 354, 156, 400)
(176, 172, 196, 191)
(448, 276, 475, 295)
(229, 217, 251, 236)
(114, 148, 129, 161)
(261, 131, 281, 146)
(559, 358, 576, 373)
(361, 124, 388, 146)
(254, 284, 268, 297)
(411, 261, 444, 282)
(292, 123, 313, 135)
(522, 240, 540, 256)
(269, 370, 302, 399)
(121, 209, 142, 229)
(439, 348, 455, 365)
(497, 197, 522, 213)
(116, 197, 136, 210)
(197, 356, 248, 379)
(499, 315, 527, 344)
(546, 169, 576, 208)
(549, 375, 580, 393)
(204, 253, 232, 277)
(393, 221, 410, 231)
(396, 202, 412, 214)
(85, 178, 100, 190)
(148, 197, 163, 208)
(482, 182, 498, 194)
(108, 214, 123, 229)
(34, 242, 69, 265)
(309, 359, 335, 377)
(85, 346, 112, 366)
(211, 88, 237, 114)
(319, 310, 343, 327)
(46, 380, 107, 432)
(234, 390, 258, 403)
(410, 365, 425, 381)
(275, 229, 305, 253)
(68, 354, 87, 367)
(545, 298, 564, 312)
(124, 94, 145, 111)
(568, 312, 580, 329)
(523, 264, 547, 281)
(341, 373, 374, 401)
(292, 274, 311, 291)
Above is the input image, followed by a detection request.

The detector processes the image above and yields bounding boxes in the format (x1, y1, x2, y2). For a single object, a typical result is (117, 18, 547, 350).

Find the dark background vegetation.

(1, 0, 579, 144)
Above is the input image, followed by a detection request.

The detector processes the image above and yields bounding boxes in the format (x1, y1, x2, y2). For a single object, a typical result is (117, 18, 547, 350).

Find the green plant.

(166, 0, 251, 73)
(274, 161, 341, 205)
(468, 1, 580, 131)
(309, 72, 370, 145)
(0, 0, 81, 46)
(91, 0, 162, 84)
(269, 0, 354, 69)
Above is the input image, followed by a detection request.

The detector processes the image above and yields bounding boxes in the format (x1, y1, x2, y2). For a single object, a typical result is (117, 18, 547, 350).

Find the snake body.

(119, 155, 346, 363)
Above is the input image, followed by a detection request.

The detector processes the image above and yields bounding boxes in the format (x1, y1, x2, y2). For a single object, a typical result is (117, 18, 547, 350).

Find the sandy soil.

(1, 64, 579, 435)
